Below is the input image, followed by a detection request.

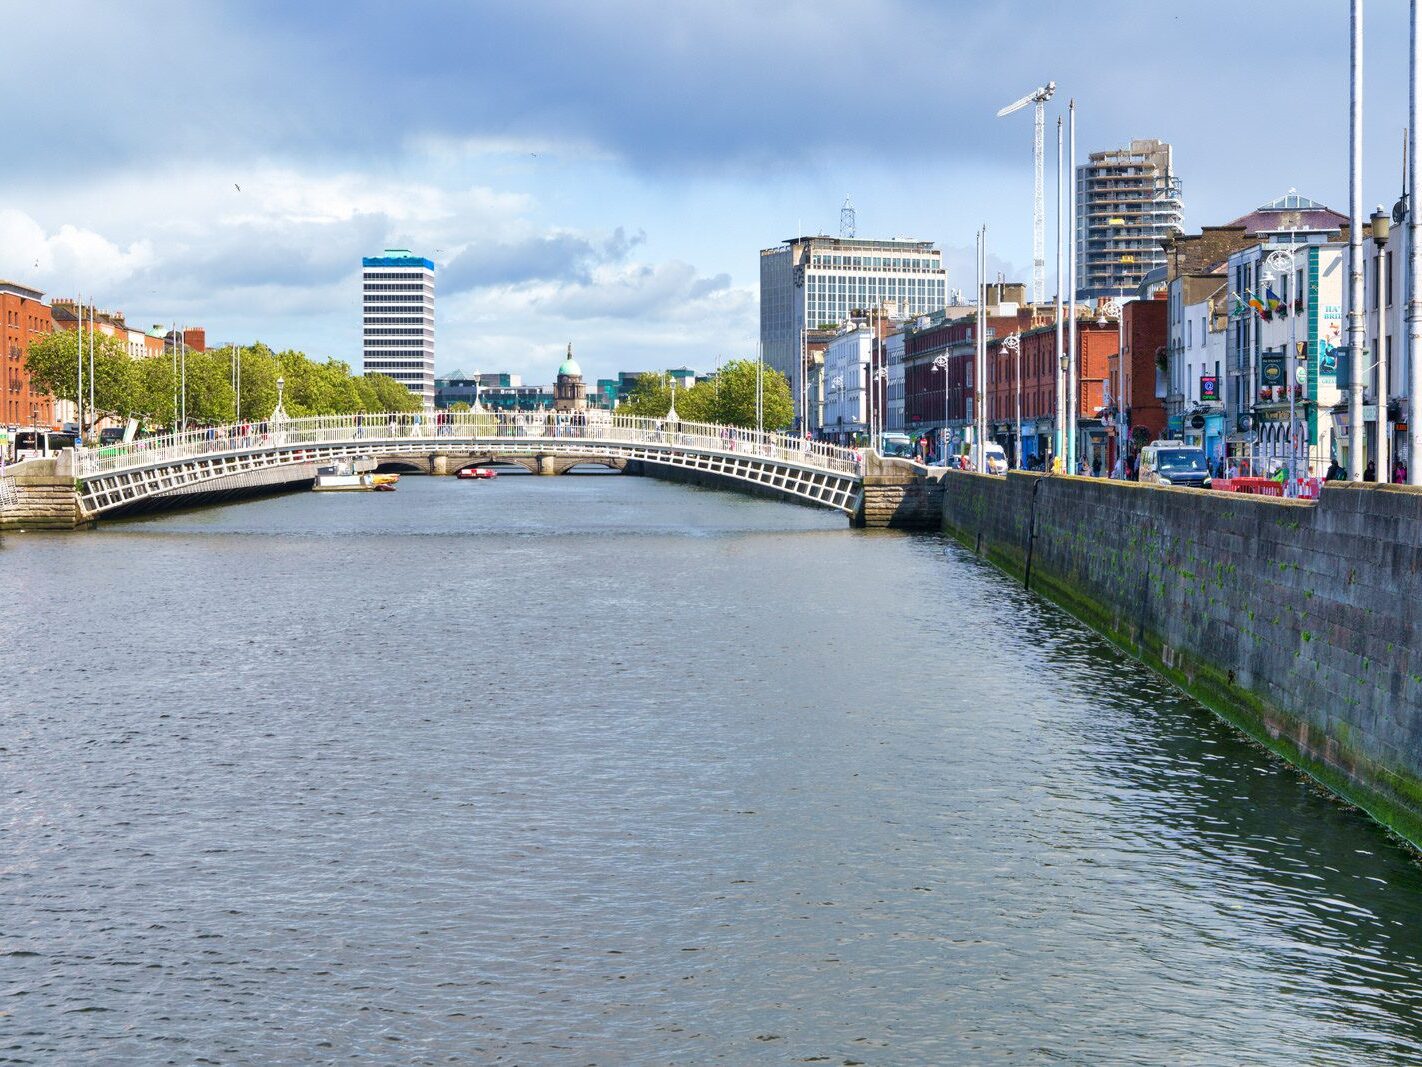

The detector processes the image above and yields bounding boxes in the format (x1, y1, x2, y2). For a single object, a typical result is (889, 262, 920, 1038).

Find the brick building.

(1113, 295, 1168, 463)
(985, 313, 1120, 468)
(1, 281, 54, 430)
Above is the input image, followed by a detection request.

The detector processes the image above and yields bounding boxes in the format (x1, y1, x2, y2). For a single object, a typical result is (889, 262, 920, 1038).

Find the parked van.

(879, 432, 915, 459)
(983, 442, 1009, 475)
(1139, 440, 1211, 488)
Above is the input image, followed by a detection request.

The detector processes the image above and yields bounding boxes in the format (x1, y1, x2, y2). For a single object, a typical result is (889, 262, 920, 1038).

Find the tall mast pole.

(1067, 100, 1079, 473)
(1056, 115, 1065, 466)
(88, 300, 95, 434)
(76, 295, 84, 436)
(1409, 0, 1422, 483)
(1348, 0, 1367, 479)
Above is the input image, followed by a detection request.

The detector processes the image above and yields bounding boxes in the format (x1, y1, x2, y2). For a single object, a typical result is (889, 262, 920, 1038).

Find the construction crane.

(996, 81, 1056, 305)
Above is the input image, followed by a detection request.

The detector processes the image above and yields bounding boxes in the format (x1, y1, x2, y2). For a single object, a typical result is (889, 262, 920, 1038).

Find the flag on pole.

(1246, 291, 1270, 320)
(1230, 292, 1249, 318)
(1266, 285, 1287, 318)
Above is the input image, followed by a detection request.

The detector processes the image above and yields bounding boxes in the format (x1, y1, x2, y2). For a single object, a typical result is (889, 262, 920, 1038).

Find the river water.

(5, 473, 1422, 1064)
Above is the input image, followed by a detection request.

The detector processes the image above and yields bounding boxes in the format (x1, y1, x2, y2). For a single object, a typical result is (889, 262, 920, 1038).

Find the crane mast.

(1033, 97, 1046, 305)
(997, 81, 1056, 305)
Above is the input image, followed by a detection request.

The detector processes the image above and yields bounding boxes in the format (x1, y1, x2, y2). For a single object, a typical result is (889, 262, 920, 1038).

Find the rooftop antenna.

(997, 80, 1057, 304)
(840, 196, 856, 239)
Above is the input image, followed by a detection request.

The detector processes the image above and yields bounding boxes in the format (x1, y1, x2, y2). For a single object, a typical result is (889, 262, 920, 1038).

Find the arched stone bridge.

(52, 412, 879, 520)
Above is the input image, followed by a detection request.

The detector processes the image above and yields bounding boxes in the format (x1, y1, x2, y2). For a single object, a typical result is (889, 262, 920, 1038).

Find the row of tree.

(617, 359, 793, 429)
(24, 331, 420, 430)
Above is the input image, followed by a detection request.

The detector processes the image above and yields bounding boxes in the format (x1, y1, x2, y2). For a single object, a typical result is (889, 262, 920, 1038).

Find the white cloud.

(0, 210, 153, 293)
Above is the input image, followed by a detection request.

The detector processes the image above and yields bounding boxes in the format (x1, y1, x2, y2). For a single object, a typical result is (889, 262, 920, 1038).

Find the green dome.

(557, 343, 581, 378)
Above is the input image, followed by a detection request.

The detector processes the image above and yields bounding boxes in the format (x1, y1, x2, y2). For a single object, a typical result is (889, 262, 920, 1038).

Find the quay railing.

(73, 412, 865, 479)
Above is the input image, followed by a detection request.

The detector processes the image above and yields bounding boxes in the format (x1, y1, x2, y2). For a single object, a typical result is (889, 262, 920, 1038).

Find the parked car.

(1138, 441, 1211, 488)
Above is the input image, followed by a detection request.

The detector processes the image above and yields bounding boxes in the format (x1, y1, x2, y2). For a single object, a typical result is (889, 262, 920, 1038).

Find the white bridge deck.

(72, 412, 867, 516)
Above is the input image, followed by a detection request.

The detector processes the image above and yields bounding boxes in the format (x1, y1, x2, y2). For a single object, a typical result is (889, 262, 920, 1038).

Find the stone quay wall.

(940, 470, 1422, 846)
(0, 457, 85, 531)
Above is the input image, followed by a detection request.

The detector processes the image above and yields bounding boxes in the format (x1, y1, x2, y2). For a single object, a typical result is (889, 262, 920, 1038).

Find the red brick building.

(1111, 295, 1168, 465)
(1, 281, 54, 430)
(984, 313, 1120, 467)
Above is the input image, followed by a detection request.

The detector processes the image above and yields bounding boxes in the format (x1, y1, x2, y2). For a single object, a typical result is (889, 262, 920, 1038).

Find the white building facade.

(821, 324, 871, 442)
(760, 236, 946, 430)
(883, 327, 906, 433)
(1224, 239, 1346, 477)
(362, 249, 435, 408)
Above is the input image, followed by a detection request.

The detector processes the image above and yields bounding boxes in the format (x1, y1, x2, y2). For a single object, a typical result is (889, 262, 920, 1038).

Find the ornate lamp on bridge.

(272, 375, 288, 425)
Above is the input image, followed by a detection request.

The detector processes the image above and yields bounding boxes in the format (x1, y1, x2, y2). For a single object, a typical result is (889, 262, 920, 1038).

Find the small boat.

(371, 472, 401, 487)
(313, 461, 392, 492)
(457, 467, 498, 480)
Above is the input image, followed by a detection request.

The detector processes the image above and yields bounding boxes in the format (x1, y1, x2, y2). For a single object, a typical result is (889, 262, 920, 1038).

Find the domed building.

(554, 343, 586, 412)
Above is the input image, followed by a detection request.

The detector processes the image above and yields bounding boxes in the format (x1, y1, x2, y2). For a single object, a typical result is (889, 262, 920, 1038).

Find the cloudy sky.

(0, 0, 1411, 384)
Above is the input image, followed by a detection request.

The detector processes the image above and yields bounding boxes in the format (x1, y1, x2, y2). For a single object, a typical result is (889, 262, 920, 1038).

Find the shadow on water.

(926, 533, 1422, 1059)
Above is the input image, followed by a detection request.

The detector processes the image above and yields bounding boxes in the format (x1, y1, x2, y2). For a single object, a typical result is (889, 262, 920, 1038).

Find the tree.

(695, 359, 793, 430)
(446, 401, 472, 412)
(24, 329, 135, 428)
(619, 372, 677, 418)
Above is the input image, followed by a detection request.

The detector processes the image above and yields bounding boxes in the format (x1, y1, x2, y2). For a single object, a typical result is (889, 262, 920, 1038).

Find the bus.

(13, 430, 79, 462)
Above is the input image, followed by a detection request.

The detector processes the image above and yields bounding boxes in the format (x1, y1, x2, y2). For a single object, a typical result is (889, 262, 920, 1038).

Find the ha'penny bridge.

(0, 412, 945, 530)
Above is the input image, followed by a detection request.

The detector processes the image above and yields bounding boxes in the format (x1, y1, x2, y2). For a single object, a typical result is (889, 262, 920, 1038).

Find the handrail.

(73, 412, 865, 479)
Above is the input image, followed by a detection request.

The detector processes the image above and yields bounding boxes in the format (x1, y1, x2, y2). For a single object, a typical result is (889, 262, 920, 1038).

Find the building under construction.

(1075, 138, 1183, 301)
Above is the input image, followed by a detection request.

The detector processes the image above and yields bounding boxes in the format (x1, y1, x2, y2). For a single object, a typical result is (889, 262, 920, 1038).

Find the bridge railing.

(73, 412, 864, 478)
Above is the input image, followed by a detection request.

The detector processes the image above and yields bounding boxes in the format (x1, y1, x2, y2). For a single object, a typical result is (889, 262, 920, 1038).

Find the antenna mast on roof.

(840, 197, 856, 239)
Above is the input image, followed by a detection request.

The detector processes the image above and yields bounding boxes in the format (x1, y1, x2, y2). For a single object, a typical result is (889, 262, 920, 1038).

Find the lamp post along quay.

(1264, 246, 1303, 491)
(1367, 208, 1393, 481)
(1003, 332, 1022, 467)
(933, 352, 950, 464)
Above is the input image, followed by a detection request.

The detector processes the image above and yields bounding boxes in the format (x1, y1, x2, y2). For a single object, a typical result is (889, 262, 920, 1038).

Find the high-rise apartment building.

(362, 249, 434, 407)
(1076, 139, 1183, 301)
(760, 235, 945, 429)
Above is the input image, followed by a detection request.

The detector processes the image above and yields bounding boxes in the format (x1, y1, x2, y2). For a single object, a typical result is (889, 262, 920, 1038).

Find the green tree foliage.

(23, 330, 134, 427)
(26, 332, 420, 428)
(618, 361, 793, 430)
(619, 372, 677, 418)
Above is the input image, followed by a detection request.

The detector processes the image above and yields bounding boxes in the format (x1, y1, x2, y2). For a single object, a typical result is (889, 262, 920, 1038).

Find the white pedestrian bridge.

(69, 411, 868, 518)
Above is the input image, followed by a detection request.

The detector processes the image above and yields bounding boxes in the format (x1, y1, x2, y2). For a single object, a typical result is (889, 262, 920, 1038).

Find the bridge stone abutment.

(0, 456, 86, 530)
(852, 454, 945, 529)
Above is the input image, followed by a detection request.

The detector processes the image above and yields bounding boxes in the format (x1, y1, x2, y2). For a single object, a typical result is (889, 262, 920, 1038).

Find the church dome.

(557, 343, 581, 378)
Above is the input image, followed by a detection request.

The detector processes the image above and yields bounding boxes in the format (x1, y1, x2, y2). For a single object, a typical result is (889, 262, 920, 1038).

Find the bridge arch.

(68, 412, 872, 520)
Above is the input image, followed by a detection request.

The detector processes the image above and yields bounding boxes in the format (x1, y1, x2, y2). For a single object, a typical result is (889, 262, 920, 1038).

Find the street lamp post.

(1102, 299, 1125, 473)
(1368, 208, 1393, 481)
(932, 352, 950, 465)
(830, 373, 844, 443)
(873, 365, 887, 445)
(1265, 247, 1303, 491)
(273, 375, 287, 422)
(1004, 332, 1022, 467)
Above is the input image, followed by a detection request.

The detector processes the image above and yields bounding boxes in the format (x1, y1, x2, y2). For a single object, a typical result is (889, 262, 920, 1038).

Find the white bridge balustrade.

(71, 411, 868, 517)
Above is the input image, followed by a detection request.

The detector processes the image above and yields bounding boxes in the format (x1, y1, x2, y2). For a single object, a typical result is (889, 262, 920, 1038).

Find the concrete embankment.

(940, 470, 1422, 847)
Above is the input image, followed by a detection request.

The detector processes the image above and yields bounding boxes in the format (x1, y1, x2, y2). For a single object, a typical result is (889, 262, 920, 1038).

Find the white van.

(983, 442, 1009, 475)
(1139, 440, 1211, 488)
